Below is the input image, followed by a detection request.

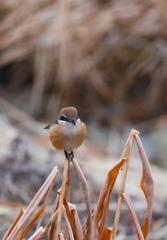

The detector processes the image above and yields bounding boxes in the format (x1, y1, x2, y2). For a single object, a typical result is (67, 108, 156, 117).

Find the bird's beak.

(71, 120, 76, 125)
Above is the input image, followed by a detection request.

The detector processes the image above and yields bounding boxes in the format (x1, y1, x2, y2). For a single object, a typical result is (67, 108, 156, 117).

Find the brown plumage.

(44, 107, 87, 161)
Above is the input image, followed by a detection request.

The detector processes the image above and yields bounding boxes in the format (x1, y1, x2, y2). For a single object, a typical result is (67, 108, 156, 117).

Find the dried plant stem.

(28, 226, 45, 240)
(4, 208, 24, 240)
(63, 206, 75, 240)
(10, 167, 59, 240)
(36, 175, 57, 230)
(66, 160, 71, 202)
(21, 206, 45, 238)
(72, 158, 92, 240)
(45, 209, 59, 232)
(56, 158, 69, 239)
(112, 129, 139, 240)
(64, 162, 71, 238)
(122, 192, 144, 240)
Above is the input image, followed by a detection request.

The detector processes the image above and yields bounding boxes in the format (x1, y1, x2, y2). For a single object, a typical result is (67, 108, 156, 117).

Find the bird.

(44, 107, 87, 161)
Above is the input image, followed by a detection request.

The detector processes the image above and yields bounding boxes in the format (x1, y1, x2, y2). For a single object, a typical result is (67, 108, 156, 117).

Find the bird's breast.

(49, 122, 86, 151)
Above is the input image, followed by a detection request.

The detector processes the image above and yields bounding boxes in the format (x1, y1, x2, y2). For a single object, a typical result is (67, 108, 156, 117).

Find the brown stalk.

(66, 160, 71, 202)
(63, 161, 71, 238)
(36, 174, 57, 229)
(59, 233, 65, 240)
(56, 159, 69, 239)
(45, 209, 59, 232)
(72, 157, 92, 240)
(68, 203, 83, 240)
(63, 206, 75, 240)
(21, 205, 45, 238)
(134, 134, 154, 239)
(48, 195, 60, 239)
(3, 208, 24, 240)
(10, 166, 59, 240)
(112, 129, 139, 240)
(122, 192, 144, 240)
(27, 226, 45, 240)
(63, 198, 76, 237)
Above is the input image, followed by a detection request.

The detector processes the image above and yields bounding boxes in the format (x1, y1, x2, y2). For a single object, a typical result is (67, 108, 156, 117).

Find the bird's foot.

(64, 150, 74, 162)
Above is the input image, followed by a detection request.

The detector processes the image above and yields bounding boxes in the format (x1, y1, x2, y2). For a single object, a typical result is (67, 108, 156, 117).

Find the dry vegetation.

(1, 0, 167, 127)
(2, 130, 154, 240)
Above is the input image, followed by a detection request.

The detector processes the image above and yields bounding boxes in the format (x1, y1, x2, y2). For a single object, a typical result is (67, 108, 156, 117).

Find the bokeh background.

(0, 0, 167, 239)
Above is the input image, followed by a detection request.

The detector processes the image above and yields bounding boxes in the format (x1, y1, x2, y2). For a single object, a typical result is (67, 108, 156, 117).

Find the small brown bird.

(44, 107, 87, 161)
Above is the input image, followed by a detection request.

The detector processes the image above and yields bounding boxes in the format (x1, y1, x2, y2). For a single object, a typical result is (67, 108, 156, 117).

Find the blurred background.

(0, 0, 167, 239)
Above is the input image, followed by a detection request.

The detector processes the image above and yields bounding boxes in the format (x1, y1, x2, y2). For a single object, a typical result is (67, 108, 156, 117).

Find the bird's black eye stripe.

(60, 115, 68, 121)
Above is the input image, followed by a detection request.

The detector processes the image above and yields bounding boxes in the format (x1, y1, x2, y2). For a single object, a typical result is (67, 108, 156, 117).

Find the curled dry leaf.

(100, 228, 112, 240)
(135, 134, 154, 239)
(92, 158, 125, 240)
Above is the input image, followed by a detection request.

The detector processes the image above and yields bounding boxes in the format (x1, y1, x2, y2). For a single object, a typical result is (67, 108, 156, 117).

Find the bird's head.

(58, 107, 79, 126)
(44, 107, 80, 129)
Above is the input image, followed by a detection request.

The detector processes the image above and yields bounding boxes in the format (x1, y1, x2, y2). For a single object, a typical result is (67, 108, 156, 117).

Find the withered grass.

(3, 130, 154, 240)
(1, 0, 167, 125)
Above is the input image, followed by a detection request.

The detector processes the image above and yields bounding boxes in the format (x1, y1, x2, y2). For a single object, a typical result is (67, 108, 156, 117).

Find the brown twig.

(10, 167, 59, 240)
(72, 157, 92, 240)
(122, 192, 144, 240)
(36, 174, 57, 230)
(56, 159, 69, 239)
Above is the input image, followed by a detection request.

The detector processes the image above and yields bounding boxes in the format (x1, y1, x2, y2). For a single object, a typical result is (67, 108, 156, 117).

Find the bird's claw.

(64, 150, 74, 162)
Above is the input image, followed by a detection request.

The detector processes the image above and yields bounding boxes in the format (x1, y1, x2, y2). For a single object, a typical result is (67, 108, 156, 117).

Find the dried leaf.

(92, 158, 125, 240)
(135, 134, 154, 239)
(100, 228, 112, 240)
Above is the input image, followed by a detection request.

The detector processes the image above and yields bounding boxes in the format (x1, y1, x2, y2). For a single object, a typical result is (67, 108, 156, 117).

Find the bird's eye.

(60, 115, 68, 121)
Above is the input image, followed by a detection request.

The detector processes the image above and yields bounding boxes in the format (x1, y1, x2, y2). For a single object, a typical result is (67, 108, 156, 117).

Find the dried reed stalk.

(56, 159, 69, 239)
(122, 192, 144, 240)
(72, 157, 92, 240)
